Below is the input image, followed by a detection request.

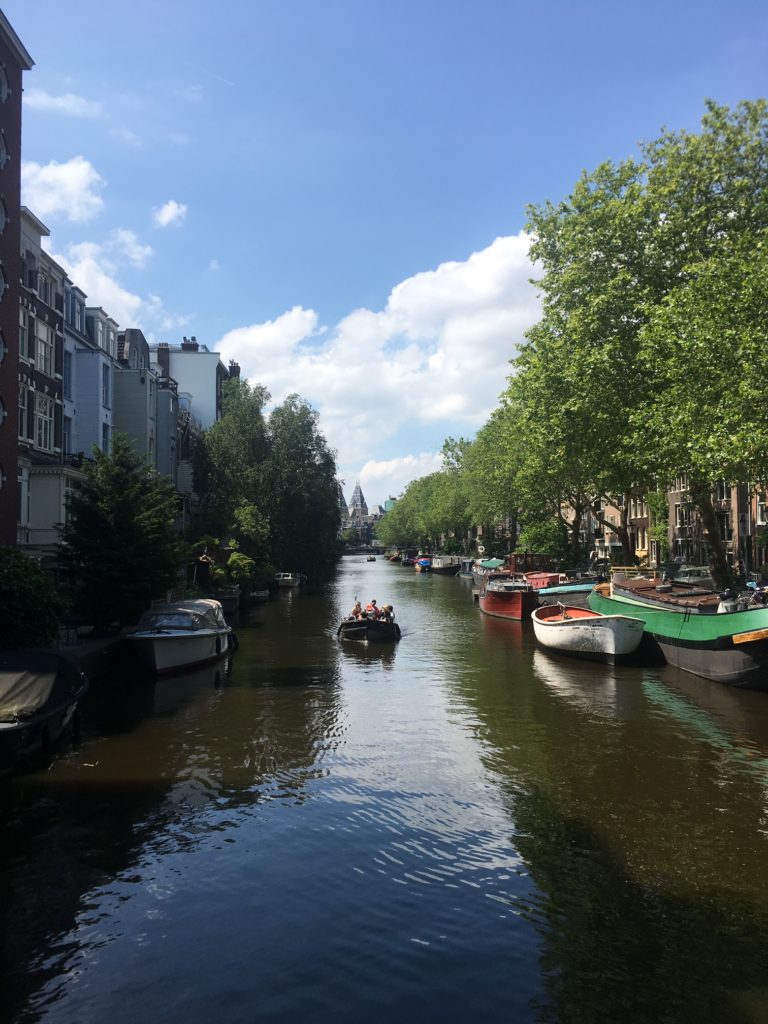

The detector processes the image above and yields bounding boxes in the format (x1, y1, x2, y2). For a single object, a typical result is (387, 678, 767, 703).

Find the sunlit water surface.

(3, 557, 768, 1023)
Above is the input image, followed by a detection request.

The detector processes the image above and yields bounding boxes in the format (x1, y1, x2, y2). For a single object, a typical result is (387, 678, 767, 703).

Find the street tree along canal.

(3, 557, 768, 1023)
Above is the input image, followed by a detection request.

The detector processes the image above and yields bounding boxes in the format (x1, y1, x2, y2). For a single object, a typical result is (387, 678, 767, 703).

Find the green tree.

(261, 395, 341, 580)
(59, 434, 184, 629)
(0, 547, 63, 649)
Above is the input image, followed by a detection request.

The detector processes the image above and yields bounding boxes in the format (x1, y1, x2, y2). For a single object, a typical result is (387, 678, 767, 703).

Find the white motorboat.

(274, 572, 301, 588)
(531, 603, 644, 664)
(128, 598, 234, 675)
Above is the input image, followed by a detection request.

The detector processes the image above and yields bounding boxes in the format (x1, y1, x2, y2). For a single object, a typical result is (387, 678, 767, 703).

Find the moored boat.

(415, 558, 432, 573)
(128, 598, 234, 675)
(526, 571, 565, 590)
(0, 651, 88, 774)
(536, 579, 599, 607)
(531, 603, 645, 664)
(337, 617, 402, 643)
(429, 556, 462, 576)
(589, 579, 768, 688)
(478, 572, 539, 621)
(274, 572, 301, 588)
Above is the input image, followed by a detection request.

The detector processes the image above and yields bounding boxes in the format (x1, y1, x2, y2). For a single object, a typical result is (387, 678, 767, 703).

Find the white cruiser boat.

(128, 598, 234, 675)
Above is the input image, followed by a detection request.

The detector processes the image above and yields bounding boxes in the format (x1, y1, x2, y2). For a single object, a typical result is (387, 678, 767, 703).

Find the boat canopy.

(135, 598, 227, 632)
(479, 558, 505, 569)
(0, 670, 57, 721)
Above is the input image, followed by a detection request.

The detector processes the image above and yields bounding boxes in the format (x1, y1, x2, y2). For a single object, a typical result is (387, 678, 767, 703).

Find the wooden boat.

(128, 598, 235, 675)
(337, 617, 402, 643)
(0, 651, 88, 774)
(478, 572, 539, 621)
(589, 579, 768, 688)
(531, 603, 645, 664)
(244, 588, 270, 604)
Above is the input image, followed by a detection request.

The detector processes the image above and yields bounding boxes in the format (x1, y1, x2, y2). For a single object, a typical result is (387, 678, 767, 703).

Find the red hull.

(478, 588, 539, 621)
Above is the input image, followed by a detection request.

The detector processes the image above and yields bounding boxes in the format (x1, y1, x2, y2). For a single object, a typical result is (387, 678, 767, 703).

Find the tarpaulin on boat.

(0, 671, 56, 721)
(478, 559, 505, 569)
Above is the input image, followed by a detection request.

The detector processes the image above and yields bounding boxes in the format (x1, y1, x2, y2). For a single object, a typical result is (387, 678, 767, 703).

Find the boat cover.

(478, 558, 505, 569)
(134, 598, 228, 632)
(0, 671, 56, 721)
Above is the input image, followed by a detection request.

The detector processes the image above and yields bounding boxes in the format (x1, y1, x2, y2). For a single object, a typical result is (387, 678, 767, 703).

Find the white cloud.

(111, 228, 153, 268)
(356, 453, 445, 503)
(21, 156, 105, 222)
(153, 199, 188, 227)
(49, 230, 184, 331)
(24, 88, 103, 118)
(215, 232, 541, 502)
(209, 258, 220, 271)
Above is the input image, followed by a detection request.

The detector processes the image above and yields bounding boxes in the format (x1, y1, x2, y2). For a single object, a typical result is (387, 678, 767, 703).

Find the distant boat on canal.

(478, 572, 539, 621)
(274, 572, 302, 588)
(337, 617, 401, 643)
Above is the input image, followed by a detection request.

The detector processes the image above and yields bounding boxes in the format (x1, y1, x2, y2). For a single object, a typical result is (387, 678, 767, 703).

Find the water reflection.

(531, 648, 644, 720)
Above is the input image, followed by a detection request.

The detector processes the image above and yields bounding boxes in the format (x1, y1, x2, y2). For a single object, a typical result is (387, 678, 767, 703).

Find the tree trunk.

(689, 478, 734, 591)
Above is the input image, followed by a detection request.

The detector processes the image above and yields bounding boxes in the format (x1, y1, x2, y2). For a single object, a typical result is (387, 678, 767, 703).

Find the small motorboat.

(337, 617, 401, 643)
(531, 603, 644, 664)
(274, 572, 301, 588)
(0, 651, 88, 774)
(367, 555, 377, 562)
(128, 598, 234, 675)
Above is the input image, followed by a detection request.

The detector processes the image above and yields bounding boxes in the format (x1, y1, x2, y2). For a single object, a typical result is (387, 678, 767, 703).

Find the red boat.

(478, 572, 539, 621)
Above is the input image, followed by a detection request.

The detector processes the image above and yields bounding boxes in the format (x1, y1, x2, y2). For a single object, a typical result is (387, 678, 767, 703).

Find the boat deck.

(609, 576, 721, 612)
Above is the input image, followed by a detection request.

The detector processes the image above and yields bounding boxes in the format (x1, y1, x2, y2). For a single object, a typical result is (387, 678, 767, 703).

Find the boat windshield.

(136, 612, 199, 631)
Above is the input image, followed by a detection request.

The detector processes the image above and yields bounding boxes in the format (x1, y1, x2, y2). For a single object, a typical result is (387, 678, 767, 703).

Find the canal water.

(3, 556, 768, 1023)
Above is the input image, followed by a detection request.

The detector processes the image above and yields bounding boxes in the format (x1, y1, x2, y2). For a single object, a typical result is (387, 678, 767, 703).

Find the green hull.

(588, 588, 768, 688)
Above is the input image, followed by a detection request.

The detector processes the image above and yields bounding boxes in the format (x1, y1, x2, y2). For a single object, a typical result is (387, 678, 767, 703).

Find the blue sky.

(10, 0, 768, 505)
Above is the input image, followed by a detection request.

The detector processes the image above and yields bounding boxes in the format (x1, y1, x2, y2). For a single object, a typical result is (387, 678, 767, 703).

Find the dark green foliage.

(59, 434, 184, 628)
(192, 382, 341, 582)
(262, 395, 341, 579)
(0, 547, 63, 649)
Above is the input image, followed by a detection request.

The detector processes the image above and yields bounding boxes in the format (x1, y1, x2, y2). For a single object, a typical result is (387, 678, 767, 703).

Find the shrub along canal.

(3, 555, 768, 1023)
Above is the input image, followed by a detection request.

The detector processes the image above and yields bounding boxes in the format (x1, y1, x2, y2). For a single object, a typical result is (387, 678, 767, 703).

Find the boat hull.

(589, 586, 768, 688)
(478, 588, 539, 621)
(337, 619, 401, 643)
(532, 605, 644, 664)
(129, 629, 232, 675)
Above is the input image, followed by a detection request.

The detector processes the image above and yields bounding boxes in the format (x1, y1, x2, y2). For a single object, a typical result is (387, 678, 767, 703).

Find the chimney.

(228, 360, 241, 379)
(181, 337, 199, 351)
(156, 342, 170, 376)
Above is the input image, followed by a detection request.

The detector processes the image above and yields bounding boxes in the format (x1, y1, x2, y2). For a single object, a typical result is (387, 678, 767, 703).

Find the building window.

(0, 198, 7, 234)
(757, 495, 767, 527)
(63, 350, 73, 400)
(0, 330, 5, 365)
(97, 320, 105, 350)
(715, 480, 730, 502)
(19, 309, 29, 359)
(0, 133, 8, 169)
(18, 385, 27, 438)
(35, 393, 54, 452)
(76, 301, 84, 334)
(102, 363, 111, 407)
(0, 65, 9, 102)
(63, 415, 72, 455)
(101, 423, 110, 453)
(37, 321, 54, 376)
(37, 272, 50, 305)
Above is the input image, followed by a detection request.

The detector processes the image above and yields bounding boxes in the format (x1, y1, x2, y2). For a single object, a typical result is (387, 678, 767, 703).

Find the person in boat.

(380, 604, 394, 622)
(366, 599, 380, 618)
(350, 600, 363, 619)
